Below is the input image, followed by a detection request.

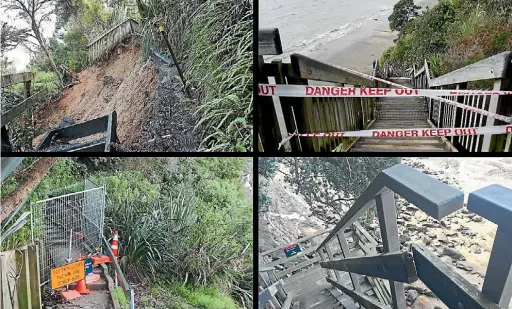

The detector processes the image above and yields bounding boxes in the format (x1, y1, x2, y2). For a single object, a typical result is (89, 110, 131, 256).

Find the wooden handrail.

(1, 72, 34, 88)
(429, 51, 511, 87)
(289, 54, 375, 87)
(317, 164, 464, 250)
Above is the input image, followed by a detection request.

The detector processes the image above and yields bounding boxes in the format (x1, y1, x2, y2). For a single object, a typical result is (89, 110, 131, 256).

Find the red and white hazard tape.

(258, 84, 512, 98)
(258, 83, 512, 123)
(289, 125, 512, 138)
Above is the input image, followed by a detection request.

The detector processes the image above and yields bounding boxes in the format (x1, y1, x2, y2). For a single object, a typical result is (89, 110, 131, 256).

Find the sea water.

(259, 0, 397, 55)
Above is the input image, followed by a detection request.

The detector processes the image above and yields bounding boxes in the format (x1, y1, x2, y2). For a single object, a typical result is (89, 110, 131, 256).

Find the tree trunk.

(1, 157, 58, 221)
(31, 19, 60, 75)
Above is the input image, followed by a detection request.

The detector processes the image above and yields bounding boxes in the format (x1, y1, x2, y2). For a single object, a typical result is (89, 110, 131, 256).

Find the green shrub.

(383, 0, 511, 75)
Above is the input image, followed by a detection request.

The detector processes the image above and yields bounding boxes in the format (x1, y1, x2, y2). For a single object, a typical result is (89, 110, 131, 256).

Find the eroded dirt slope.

(35, 42, 158, 147)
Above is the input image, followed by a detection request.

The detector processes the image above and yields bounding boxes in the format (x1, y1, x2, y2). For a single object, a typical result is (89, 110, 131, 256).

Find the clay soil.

(34, 41, 158, 148)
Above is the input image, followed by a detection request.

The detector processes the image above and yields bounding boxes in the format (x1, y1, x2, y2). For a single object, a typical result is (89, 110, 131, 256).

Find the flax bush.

(140, 0, 253, 152)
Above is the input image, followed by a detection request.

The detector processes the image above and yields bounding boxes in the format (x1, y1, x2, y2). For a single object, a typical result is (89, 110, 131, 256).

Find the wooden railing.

(87, 19, 139, 63)
(412, 52, 512, 152)
(317, 164, 512, 309)
(1, 72, 36, 152)
(0, 245, 42, 309)
(258, 28, 376, 152)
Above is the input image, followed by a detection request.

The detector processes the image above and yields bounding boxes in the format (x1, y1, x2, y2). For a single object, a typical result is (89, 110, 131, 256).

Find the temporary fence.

(30, 182, 105, 286)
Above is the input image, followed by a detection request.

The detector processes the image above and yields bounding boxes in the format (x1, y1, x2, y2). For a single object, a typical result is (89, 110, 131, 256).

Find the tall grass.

(140, 0, 253, 152)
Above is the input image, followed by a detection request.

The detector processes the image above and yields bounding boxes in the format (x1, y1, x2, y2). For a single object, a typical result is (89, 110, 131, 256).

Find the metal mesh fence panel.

(31, 184, 105, 286)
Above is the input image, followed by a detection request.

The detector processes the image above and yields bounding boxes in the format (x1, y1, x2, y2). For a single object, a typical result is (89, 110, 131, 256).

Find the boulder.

(407, 290, 419, 303)
(441, 247, 465, 260)
(400, 235, 412, 243)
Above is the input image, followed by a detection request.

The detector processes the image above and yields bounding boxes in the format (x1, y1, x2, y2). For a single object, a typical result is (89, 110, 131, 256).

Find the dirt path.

(126, 56, 200, 152)
(1, 157, 58, 220)
(55, 291, 113, 309)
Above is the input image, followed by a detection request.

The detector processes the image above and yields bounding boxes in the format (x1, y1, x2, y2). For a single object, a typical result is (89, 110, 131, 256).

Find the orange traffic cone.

(75, 278, 90, 294)
(111, 230, 119, 261)
(74, 252, 90, 294)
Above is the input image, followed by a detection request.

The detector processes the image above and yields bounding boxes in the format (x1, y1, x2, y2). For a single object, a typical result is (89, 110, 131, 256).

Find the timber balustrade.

(411, 52, 512, 152)
(315, 164, 512, 309)
(0, 245, 42, 309)
(258, 28, 376, 152)
(1, 72, 37, 152)
(258, 28, 512, 152)
(87, 19, 140, 63)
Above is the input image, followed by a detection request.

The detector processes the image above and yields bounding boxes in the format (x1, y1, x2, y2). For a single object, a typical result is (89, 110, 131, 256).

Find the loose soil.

(35, 41, 158, 148)
(33, 40, 200, 151)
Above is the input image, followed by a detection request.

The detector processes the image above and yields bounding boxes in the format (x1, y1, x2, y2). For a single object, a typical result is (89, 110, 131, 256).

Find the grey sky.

(1, 7, 56, 72)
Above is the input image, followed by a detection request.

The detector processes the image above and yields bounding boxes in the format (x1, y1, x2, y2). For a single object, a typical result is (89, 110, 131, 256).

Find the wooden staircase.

(350, 77, 449, 152)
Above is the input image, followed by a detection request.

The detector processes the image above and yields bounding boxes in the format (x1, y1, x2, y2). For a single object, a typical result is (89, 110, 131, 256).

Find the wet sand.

(265, 0, 439, 74)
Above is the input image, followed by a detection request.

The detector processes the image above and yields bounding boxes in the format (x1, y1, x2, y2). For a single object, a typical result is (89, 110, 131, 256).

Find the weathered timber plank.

(379, 164, 464, 220)
(0, 90, 41, 124)
(430, 52, 511, 87)
(376, 190, 406, 309)
(68, 141, 106, 152)
(105, 111, 117, 151)
(353, 221, 378, 246)
(37, 115, 109, 149)
(1, 72, 34, 88)
(320, 252, 417, 283)
(290, 54, 374, 87)
(283, 266, 329, 287)
(282, 292, 294, 309)
(258, 29, 283, 55)
(260, 229, 340, 257)
(259, 280, 283, 309)
(336, 230, 362, 292)
(412, 244, 501, 309)
(327, 278, 391, 309)
(276, 256, 321, 278)
(260, 266, 275, 272)
(87, 18, 138, 47)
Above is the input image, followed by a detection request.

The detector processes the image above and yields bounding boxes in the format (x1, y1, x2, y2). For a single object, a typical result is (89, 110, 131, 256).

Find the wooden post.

(27, 245, 42, 309)
(15, 248, 31, 309)
(258, 56, 285, 152)
(452, 83, 467, 145)
(375, 191, 406, 309)
(272, 60, 296, 152)
(482, 79, 504, 152)
(325, 240, 342, 282)
(337, 230, 362, 292)
(319, 247, 335, 279)
(481, 225, 512, 307)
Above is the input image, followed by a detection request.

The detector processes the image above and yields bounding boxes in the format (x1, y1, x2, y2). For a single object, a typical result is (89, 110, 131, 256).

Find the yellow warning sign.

(159, 26, 164, 32)
(51, 260, 85, 289)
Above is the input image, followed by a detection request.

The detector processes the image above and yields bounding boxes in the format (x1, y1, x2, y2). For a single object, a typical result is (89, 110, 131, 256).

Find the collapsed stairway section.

(259, 223, 389, 309)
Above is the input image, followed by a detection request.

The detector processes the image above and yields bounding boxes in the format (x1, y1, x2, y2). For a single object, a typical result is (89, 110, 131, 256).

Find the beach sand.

(294, 0, 439, 74)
